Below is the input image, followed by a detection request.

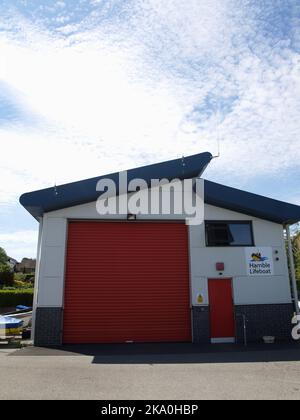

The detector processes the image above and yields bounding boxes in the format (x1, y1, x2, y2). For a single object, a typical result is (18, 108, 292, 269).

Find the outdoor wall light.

(127, 213, 137, 221)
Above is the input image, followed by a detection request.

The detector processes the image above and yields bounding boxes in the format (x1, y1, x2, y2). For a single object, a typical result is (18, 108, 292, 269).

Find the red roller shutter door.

(63, 222, 191, 344)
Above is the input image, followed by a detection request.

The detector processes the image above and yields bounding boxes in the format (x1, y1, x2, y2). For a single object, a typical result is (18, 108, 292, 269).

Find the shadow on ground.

(9, 342, 300, 364)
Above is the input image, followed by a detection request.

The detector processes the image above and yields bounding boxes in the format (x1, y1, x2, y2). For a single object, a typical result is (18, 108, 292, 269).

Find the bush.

(0, 264, 14, 287)
(0, 289, 34, 308)
(24, 273, 35, 282)
(13, 280, 33, 289)
(14, 273, 27, 282)
(14, 273, 35, 283)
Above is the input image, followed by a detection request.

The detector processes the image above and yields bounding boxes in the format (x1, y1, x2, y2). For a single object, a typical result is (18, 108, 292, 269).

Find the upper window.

(205, 221, 254, 247)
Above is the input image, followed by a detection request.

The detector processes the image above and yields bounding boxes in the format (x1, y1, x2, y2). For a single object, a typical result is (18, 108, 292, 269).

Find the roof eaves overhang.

(20, 152, 213, 219)
(203, 180, 300, 225)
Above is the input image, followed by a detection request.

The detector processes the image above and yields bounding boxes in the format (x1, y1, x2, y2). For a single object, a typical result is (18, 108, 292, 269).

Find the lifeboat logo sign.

(245, 247, 274, 276)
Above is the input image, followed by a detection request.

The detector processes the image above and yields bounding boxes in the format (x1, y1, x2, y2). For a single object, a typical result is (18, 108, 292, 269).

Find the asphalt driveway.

(1, 342, 300, 400)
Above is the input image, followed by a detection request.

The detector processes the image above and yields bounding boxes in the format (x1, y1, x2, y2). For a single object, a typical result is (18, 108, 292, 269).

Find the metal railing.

(237, 313, 247, 347)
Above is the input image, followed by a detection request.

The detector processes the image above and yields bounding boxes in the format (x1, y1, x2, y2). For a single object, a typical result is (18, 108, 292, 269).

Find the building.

(20, 152, 300, 346)
(7, 257, 18, 271)
(16, 258, 36, 274)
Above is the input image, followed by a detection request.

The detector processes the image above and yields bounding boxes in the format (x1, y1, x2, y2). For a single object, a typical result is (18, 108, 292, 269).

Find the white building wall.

(35, 193, 292, 308)
(37, 216, 67, 307)
(190, 205, 291, 306)
(31, 218, 44, 339)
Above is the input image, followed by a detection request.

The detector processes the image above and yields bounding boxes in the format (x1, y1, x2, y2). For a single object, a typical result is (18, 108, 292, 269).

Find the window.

(205, 221, 254, 247)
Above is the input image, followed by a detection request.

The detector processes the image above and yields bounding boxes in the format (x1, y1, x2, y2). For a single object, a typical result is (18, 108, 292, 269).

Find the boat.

(3, 306, 32, 329)
(0, 316, 24, 336)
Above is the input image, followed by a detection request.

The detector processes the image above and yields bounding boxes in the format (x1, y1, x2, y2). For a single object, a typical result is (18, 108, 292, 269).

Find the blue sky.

(0, 0, 299, 260)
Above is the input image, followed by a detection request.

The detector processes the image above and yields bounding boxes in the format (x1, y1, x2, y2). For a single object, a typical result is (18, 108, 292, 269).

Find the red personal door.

(208, 279, 235, 343)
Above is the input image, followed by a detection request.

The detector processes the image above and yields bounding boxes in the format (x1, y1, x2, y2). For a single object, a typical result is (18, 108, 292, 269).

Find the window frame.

(205, 220, 255, 247)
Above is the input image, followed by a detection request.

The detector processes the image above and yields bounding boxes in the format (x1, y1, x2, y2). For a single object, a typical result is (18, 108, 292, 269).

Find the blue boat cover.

(16, 305, 32, 311)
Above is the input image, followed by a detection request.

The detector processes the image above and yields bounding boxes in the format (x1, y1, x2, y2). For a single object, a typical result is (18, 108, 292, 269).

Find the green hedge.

(0, 289, 34, 308)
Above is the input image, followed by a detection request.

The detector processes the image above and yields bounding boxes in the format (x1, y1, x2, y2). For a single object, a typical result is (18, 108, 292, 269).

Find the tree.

(0, 247, 8, 265)
(0, 264, 14, 287)
(0, 247, 13, 287)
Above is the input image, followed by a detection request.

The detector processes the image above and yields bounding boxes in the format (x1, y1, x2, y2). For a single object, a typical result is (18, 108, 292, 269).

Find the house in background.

(20, 152, 300, 347)
(16, 258, 36, 274)
(7, 257, 18, 271)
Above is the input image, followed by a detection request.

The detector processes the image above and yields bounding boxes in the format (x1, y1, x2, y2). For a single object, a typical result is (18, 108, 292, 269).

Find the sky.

(0, 0, 300, 260)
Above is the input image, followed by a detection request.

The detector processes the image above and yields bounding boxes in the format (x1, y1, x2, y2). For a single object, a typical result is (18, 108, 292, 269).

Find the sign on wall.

(245, 247, 274, 276)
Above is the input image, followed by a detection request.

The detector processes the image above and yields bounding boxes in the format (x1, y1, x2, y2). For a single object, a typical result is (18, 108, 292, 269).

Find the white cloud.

(0, 0, 299, 207)
(289, 194, 300, 206)
(0, 230, 38, 260)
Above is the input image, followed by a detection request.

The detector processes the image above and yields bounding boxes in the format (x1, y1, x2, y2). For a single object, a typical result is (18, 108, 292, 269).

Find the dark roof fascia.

(20, 152, 213, 219)
(203, 180, 300, 225)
